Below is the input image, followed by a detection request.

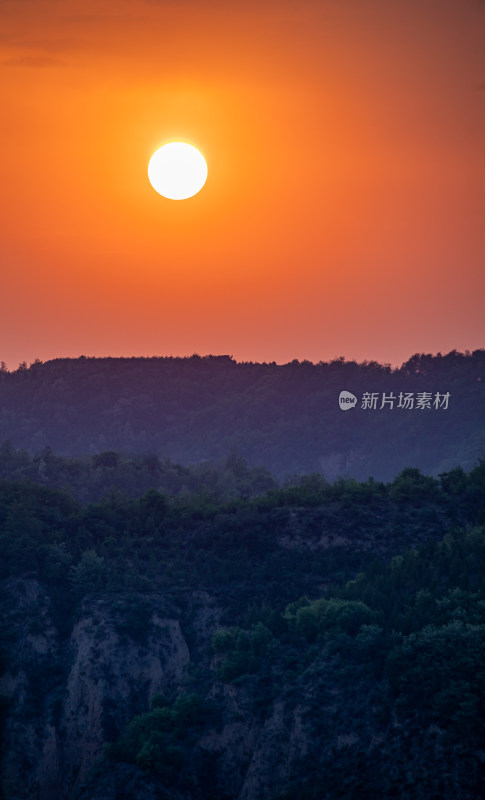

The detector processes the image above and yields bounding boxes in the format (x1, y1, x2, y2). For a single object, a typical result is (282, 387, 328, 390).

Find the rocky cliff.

(2, 569, 483, 800)
(1, 465, 484, 800)
(0, 579, 192, 800)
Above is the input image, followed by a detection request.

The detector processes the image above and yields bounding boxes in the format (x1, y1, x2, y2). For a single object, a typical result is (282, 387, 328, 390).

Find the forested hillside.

(0, 350, 484, 480)
(1, 461, 484, 799)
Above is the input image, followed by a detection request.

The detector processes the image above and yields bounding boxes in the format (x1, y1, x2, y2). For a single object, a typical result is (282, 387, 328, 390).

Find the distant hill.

(0, 350, 484, 481)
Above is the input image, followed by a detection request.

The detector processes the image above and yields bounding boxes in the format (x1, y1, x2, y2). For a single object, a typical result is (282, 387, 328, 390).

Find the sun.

(148, 142, 207, 200)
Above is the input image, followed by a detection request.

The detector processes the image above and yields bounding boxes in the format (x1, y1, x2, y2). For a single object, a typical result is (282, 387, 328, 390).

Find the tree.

(69, 549, 104, 596)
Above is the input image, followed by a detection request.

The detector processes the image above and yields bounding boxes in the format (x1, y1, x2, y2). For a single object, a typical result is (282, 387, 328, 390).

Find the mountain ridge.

(0, 349, 484, 481)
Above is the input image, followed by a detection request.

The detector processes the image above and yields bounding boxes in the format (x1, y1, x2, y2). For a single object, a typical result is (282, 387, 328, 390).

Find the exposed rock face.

(237, 701, 308, 800)
(2, 576, 481, 800)
(0, 579, 191, 800)
(0, 577, 390, 800)
(62, 602, 190, 796)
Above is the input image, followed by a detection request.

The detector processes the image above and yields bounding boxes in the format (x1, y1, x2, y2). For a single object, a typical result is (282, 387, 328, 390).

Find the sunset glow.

(0, 0, 484, 368)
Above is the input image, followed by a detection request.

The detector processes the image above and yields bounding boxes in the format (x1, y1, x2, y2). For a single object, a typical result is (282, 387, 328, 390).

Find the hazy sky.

(1, 0, 484, 368)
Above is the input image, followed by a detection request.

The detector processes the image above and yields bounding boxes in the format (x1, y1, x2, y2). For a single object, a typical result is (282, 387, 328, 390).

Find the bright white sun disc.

(148, 142, 207, 200)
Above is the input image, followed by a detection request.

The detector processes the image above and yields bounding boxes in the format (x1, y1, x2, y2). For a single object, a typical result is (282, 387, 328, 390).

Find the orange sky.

(1, 0, 484, 368)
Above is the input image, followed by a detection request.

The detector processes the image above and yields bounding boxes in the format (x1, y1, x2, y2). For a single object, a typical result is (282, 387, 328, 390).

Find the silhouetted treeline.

(0, 350, 484, 480)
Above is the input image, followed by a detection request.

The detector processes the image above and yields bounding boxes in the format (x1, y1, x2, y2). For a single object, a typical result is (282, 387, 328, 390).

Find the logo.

(339, 390, 357, 411)
(338, 390, 451, 411)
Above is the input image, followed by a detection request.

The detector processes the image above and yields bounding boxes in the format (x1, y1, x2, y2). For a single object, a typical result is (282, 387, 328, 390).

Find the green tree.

(69, 549, 105, 596)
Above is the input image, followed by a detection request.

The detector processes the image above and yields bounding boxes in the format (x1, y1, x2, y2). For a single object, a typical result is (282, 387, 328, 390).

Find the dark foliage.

(0, 457, 483, 613)
(1, 458, 485, 799)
